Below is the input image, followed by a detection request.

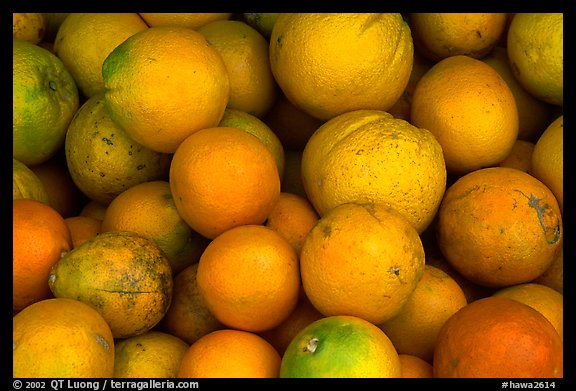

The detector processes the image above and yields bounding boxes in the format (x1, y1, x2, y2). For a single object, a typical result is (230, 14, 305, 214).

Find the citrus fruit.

(13, 199, 72, 313)
(101, 180, 208, 274)
(102, 26, 230, 153)
(534, 247, 563, 294)
(264, 192, 320, 255)
(114, 331, 189, 378)
(178, 329, 281, 378)
(13, 13, 46, 44)
(198, 20, 278, 117)
(13, 298, 114, 378)
(196, 225, 300, 332)
(531, 115, 563, 210)
(497, 139, 535, 173)
(507, 13, 563, 106)
(243, 13, 280, 37)
(139, 13, 232, 29)
(270, 13, 413, 120)
(433, 296, 563, 378)
(409, 13, 507, 61)
(300, 202, 425, 325)
(13, 158, 50, 204)
(378, 265, 467, 362)
(301, 109, 446, 234)
(436, 167, 563, 288)
(13, 38, 79, 166)
(64, 215, 102, 249)
(54, 13, 149, 98)
(493, 282, 563, 340)
(48, 231, 173, 338)
(169, 126, 280, 239)
(65, 94, 172, 205)
(411, 54, 519, 175)
(218, 108, 285, 180)
(280, 315, 401, 378)
(160, 263, 224, 345)
(399, 354, 433, 378)
(79, 200, 108, 221)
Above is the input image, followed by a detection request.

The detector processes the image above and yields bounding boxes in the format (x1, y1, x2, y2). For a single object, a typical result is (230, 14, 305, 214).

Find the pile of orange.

(13, 13, 563, 379)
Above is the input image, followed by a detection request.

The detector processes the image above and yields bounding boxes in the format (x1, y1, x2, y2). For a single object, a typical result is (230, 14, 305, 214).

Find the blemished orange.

(196, 225, 300, 332)
(493, 283, 563, 340)
(13, 298, 114, 378)
(198, 20, 277, 117)
(169, 126, 281, 239)
(269, 13, 413, 121)
(13, 13, 46, 44)
(102, 26, 230, 153)
(437, 167, 563, 288)
(378, 265, 468, 363)
(531, 115, 563, 210)
(433, 296, 563, 378)
(301, 109, 446, 234)
(139, 13, 232, 29)
(54, 13, 148, 98)
(48, 231, 173, 338)
(265, 192, 320, 255)
(409, 13, 507, 61)
(101, 180, 208, 274)
(160, 263, 224, 345)
(178, 329, 281, 378)
(507, 13, 563, 106)
(482, 46, 553, 142)
(399, 354, 434, 378)
(65, 94, 172, 205)
(13, 199, 72, 313)
(64, 215, 102, 249)
(114, 331, 189, 378)
(13, 158, 50, 205)
(259, 294, 324, 356)
(300, 202, 425, 325)
(534, 247, 563, 294)
(411, 55, 518, 175)
(497, 139, 535, 173)
(280, 315, 401, 378)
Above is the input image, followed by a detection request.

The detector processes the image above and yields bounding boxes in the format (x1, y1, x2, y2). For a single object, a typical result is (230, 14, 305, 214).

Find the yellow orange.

(497, 139, 535, 173)
(531, 115, 563, 210)
(399, 354, 434, 378)
(534, 247, 563, 294)
(13, 13, 46, 44)
(13, 158, 50, 204)
(139, 13, 231, 29)
(64, 215, 102, 249)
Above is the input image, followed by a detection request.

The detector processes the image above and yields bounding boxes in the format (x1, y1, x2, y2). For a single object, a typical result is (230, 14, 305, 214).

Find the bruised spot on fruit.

(48, 80, 57, 91)
(302, 337, 319, 353)
(93, 333, 111, 353)
(322, 224, 331, 238)
(102, 137, 113, 146)
(516, 190, 561, 244)
(389, 265, 400, 276)
(450, 357, 459, 370)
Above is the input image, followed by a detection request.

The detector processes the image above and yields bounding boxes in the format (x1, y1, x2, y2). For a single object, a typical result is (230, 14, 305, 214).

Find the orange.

(13, 13, 46, 44)
(178, 329, 281, 378)
(65, 94, 172, 205)
(433, 296, 563, 378)
(534, 247, 563, 294)
(218, 108, 285, 181)
(301, 109, 446, 234)
(399, 354, 434, 378)
(281, 149, 307, 197)
(54, 13, 148, 98)
(13, 39, 79, 166)
(101, 180, 208, 274)
(13, 199, 72, 313)
(48, 231, 173, 338)
(482, 46, 553, 142)
(411, 55, 519, 175)
(493, 282, 563, 340)
(114, 331, 189, 378)
(409, 13, 507, 61)
(531, 115, 563, 210)
(497, 139, 535, 173)
(280, 315, 401, 378)
(80, 199, 108, 221)
(198, 20, 277, 117)
(102, 26, 230, 153)
(13, 158, 50, 204)
(13, 298, 114, 378)
(139, 13, 231, 29)
(378, 265, 468, 363)
(64, 216, 102, 249)
(30, 154, 85, 218)
(300, 202, 425, 325)
(507, 13, 563, 106)
(263, 92, 324, 151)
(243, 13, 280, 38)
(169, 126, 281, 239)
(436, 167, 563, 288)
(160, 263, 224, 345)
(270, 13, 413, 121)
(264, 192, 320, 255)
(258, 294, 324, 356)
(196, 225, 300, 332)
